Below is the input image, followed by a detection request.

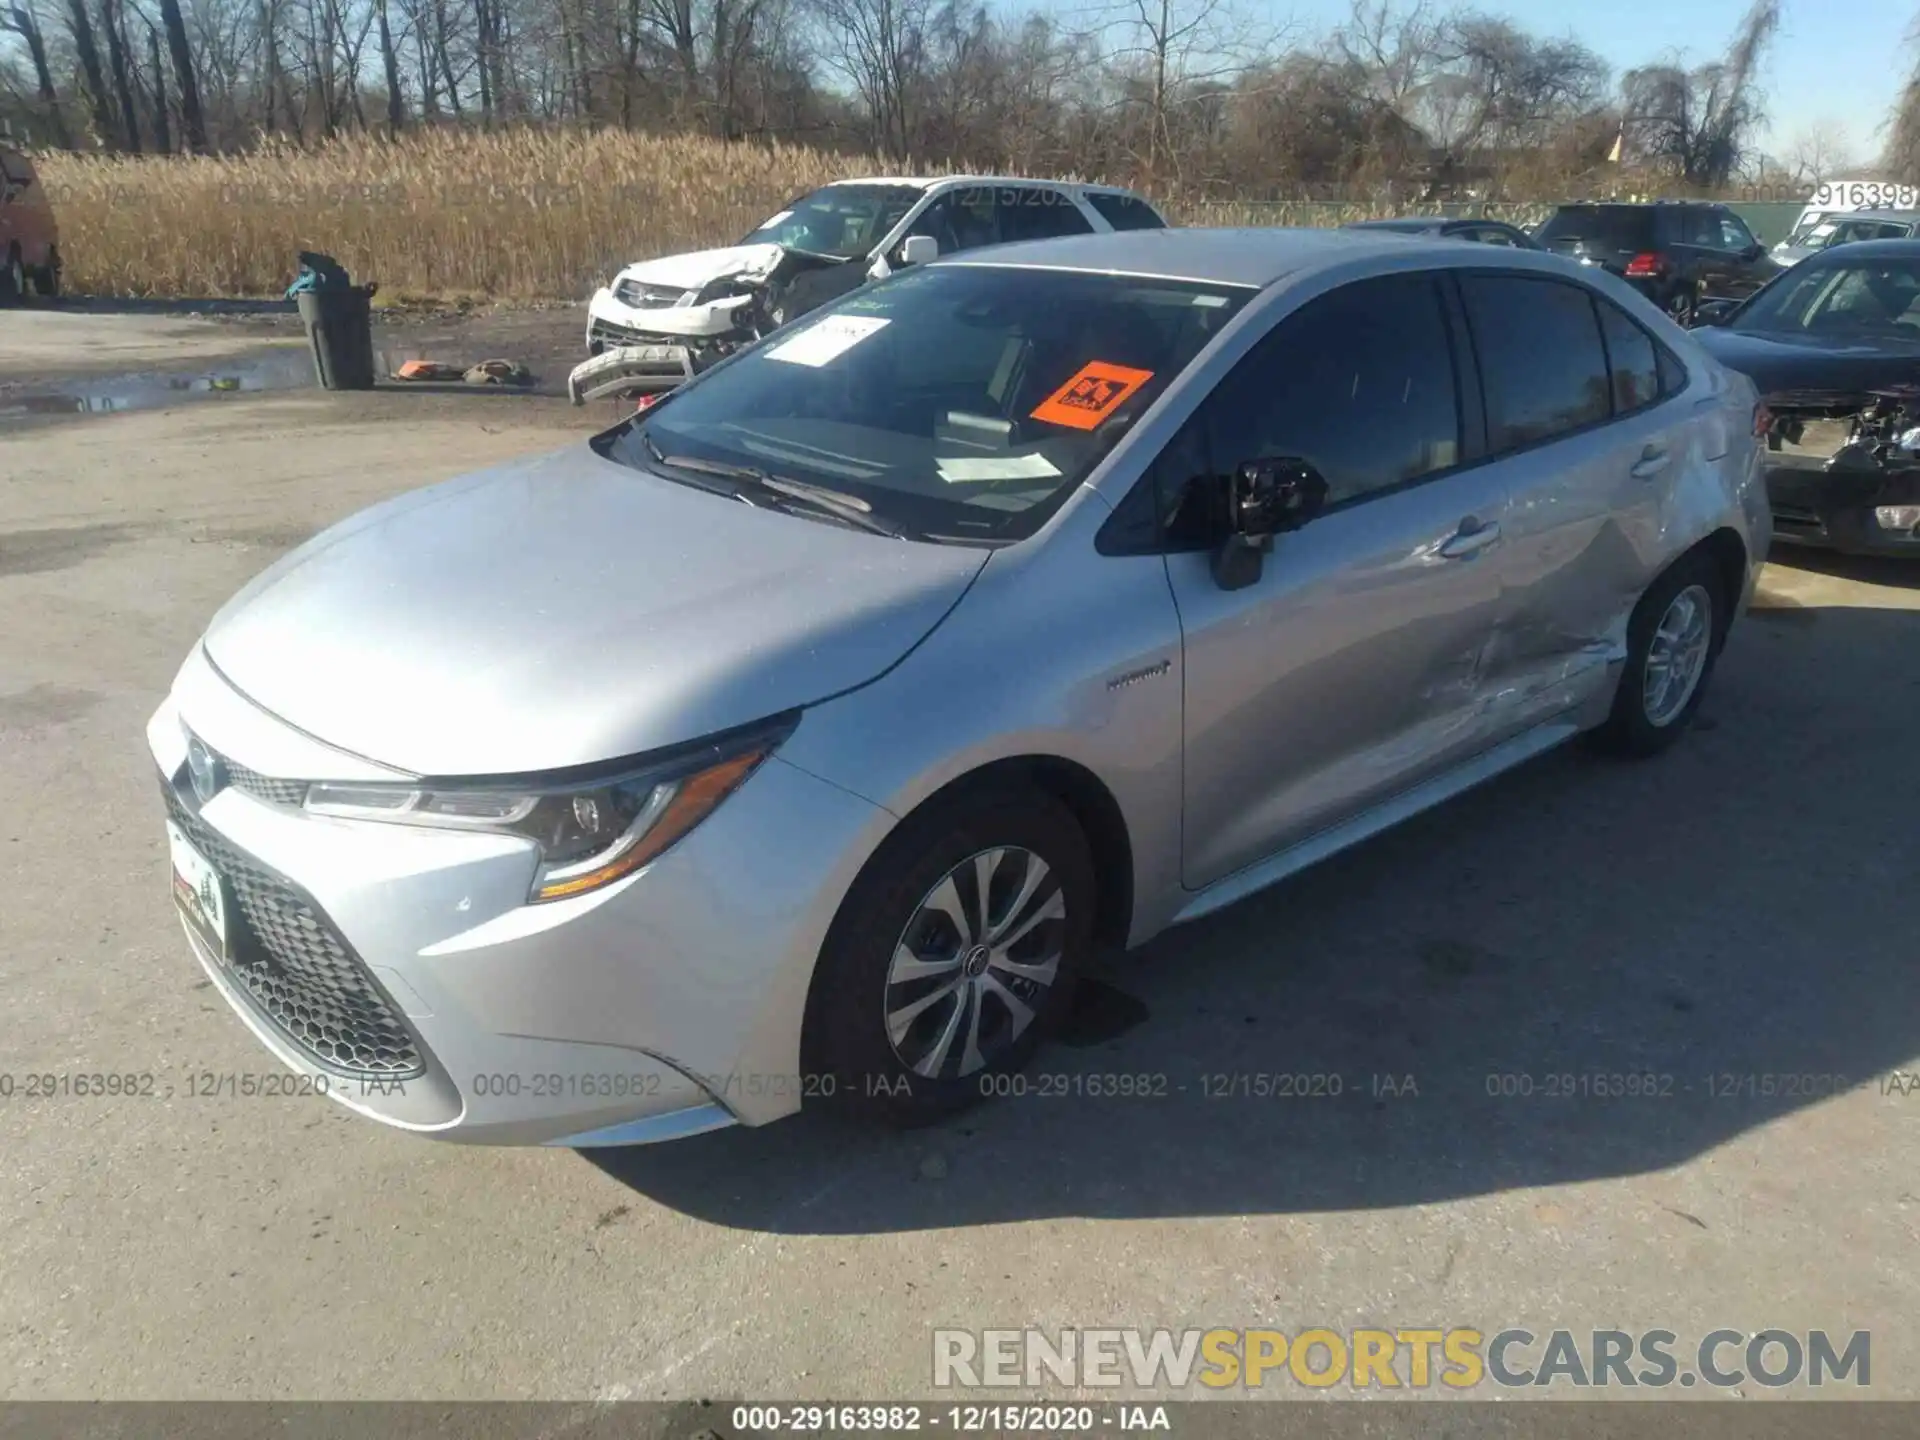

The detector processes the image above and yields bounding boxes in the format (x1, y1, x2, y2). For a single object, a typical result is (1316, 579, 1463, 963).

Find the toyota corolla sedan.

(150, 229, 1768, 1147)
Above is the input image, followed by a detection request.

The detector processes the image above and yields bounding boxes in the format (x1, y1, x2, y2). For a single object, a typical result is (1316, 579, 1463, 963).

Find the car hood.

(202, 445, 989, 777)
(1693, 326, 1920, 399)
(612, 242, 792, 294)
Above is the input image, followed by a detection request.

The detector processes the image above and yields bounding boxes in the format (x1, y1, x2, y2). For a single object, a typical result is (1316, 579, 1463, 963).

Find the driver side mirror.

(899, 234, 939, 268)
(1210, 457, 1329, 592)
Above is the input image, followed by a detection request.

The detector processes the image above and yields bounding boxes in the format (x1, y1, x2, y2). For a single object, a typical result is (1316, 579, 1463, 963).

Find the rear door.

(1164, 271, 1522, 888)
(1453, 272, 1676, 717)
(993, 185, 1098, 243)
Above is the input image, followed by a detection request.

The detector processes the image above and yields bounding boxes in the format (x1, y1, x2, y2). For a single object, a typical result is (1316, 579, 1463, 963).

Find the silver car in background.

(149, 229, 1768, 1146)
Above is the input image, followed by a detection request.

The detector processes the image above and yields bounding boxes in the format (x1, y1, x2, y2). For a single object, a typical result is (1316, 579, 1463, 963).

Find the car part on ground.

(1692, 239, 1920, 556)
(149, 228, 1765, 1145)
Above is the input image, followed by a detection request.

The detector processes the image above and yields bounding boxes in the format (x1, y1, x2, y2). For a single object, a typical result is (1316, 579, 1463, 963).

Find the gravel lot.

(1, 311, 1916, 1406)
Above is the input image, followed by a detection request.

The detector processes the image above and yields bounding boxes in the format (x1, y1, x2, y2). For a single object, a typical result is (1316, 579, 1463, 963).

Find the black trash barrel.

(296, 286, 376, 390)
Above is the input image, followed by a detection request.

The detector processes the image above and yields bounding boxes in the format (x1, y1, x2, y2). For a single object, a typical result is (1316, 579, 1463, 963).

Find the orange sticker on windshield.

(1030, 362, 1155, 430)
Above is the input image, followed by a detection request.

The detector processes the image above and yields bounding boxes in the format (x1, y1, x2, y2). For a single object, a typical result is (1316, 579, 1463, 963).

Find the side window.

(1594, 296, 1661, 413)
(996, 187, 1095, 243)
(1473, 227, 1518, 247)
(1681, 206, 1721, 248)
(912, 189, 1000, 254)
(1195, 273, 1463, 510)
(1087, 193, 1168, 231)
(1459, 274, 1611, 450)
(1719, 212, 1757, 252)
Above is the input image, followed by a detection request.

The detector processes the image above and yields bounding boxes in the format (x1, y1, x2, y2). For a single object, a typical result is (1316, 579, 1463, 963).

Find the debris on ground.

(392, 359, 466, 383)
(463, 358, 533, 387)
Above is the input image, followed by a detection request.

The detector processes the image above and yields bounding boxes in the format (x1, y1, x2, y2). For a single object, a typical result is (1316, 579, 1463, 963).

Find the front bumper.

(146, 653, 890, 1145)
(1766, 460, 1920, 558)
(584, 287, 748, 355)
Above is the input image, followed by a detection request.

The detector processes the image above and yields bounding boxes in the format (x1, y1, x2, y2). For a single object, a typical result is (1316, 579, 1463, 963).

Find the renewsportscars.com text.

(932, 1327, 1870, 1391)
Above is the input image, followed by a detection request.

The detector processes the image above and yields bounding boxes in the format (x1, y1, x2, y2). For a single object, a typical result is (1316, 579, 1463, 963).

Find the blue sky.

(1240, 0, 1912, 166)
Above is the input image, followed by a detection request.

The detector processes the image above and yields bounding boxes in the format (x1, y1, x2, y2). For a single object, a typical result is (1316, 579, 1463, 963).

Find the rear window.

(1086, 193, 1167, 231)
(1534, 205, 1658, 250)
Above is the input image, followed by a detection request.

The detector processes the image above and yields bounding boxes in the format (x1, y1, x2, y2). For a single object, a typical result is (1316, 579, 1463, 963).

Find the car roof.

(1780, 236, 1920, 261)
(1345, 217, 1454, 232)
(938, 225, 1517, 288)
(829, 175, 1146, 197)
(1818, 209, 1920, 223)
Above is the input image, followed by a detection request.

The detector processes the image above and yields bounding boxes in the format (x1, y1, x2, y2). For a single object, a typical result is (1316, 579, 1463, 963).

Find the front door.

(1161, 272, 1523, 890)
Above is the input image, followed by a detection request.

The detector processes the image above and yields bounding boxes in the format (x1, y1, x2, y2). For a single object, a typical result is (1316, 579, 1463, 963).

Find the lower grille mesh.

(164, 782, 425, 1078)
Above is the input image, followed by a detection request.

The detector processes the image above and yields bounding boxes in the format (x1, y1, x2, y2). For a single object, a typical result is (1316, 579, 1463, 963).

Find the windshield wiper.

(644, 443, 916, 539)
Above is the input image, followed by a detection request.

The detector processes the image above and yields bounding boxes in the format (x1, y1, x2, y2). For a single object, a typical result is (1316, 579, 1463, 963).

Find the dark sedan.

(1342, 217, 1543, 249)
(1692, 239, 1920, 556)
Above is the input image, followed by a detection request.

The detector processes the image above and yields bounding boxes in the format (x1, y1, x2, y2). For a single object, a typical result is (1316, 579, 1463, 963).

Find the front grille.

(225, 761, 307, 807)
(614, 279, 688, 309)
(163, 780, 426, 1078)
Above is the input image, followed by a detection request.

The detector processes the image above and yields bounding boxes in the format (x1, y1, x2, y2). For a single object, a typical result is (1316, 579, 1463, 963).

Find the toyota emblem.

(185, 736, 225, 804)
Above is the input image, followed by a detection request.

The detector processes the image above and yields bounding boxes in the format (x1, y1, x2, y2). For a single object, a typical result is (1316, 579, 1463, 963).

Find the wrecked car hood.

(202, 444, 989, 776)
(611, 242, 790, 295)
(1694, 327, 1920, 398)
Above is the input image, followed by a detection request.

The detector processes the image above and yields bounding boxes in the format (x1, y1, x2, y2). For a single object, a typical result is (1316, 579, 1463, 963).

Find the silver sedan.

(148, 228, 1769, 1145)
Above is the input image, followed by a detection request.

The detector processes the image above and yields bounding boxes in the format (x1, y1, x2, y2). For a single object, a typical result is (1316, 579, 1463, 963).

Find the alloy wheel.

(884, 846, 1066, 1080)
(1642, 583, 1713, 727)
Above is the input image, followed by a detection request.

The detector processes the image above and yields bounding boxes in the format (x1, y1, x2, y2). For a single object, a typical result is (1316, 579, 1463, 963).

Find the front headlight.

(1873, 505, 1920, 533)
(304, 717, 793, 902)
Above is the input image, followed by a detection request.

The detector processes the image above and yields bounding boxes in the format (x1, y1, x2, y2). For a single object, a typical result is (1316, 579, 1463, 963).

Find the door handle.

(1631, 444, 1670, 479)
(1438, 519, 1501, 559)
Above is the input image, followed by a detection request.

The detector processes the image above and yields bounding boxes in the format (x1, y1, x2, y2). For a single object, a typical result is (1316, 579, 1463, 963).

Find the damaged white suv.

(578, 176, 1166, 394)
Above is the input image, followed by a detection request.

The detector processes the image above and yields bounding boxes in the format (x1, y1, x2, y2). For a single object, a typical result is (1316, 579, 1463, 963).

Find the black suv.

(1532, 202, 1780, 322)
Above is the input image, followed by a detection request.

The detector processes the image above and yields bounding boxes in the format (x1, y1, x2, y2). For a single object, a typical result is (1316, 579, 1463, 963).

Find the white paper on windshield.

(765, 315, 890, 367)
(936, 454, 1063, 484)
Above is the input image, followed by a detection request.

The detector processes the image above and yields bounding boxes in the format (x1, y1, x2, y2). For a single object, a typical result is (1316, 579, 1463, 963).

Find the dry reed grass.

(36, 129, 894, 299)
(33, 130, 1548, 300)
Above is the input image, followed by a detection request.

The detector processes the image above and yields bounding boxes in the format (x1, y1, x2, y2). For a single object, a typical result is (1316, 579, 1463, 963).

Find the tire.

(1668, 284, 1699, 327)
(1589, 551, 1728, 758)
(802, 786, 1095, 1126)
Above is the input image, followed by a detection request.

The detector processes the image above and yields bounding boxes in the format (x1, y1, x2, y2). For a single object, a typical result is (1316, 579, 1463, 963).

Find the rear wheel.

(1589, 551, 1727, 757)
(802, 787, 1094, 1125)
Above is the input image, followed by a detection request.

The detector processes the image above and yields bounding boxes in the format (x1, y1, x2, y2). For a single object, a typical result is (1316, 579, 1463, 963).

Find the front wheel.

(1589, 552, 1727, 757)
(802, 788, 1094, 1125)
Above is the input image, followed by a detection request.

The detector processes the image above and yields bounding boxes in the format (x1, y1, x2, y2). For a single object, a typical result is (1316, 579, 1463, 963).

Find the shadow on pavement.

(1769, 543, 1920, 590)
(587, 590, 1920, 1233)
(34, 294, 297, 316)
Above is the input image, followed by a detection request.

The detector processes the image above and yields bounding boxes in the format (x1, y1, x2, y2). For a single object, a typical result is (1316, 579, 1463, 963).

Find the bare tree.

(1788, 118, 1852, 187)
(156, 0, 205, 148)
(1622, 0, 1779, 187)
(1, 2, 71, 144)
(100, 0, 145, 148)
(145, 18, 172, 148)
(63, 0, 118, 143)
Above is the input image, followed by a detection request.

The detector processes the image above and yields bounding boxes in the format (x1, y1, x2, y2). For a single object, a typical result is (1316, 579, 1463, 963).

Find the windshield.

(738, 184, 925, 260)
(605, 264, 1252, 543)
(1732, 257, 1920, 345)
